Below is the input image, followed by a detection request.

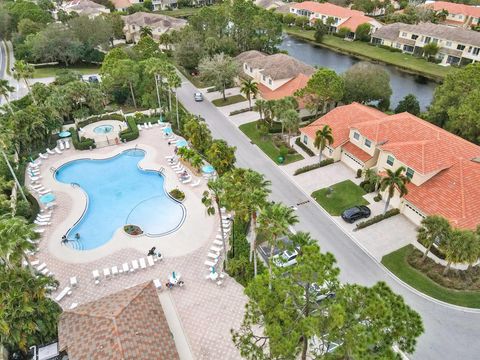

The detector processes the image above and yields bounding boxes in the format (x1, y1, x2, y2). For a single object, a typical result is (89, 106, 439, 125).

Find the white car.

(194, 92, 203, 102)
(273, 249, 299, 268)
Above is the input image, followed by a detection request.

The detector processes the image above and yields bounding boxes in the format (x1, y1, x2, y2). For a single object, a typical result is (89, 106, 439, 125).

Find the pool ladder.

(70, 182, 79, 188)
(159, 167, 165, 175)
(49, 166, 57, 173)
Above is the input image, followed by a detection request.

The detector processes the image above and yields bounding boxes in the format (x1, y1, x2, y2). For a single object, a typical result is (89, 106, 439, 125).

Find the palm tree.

(313, 125, 334, 164)
(0, 215, 37, 272)
(441, 229, 479, 275)
(13, 60, 36, 105)
(222, 169, 271, 276)
(258, 202, 299, 288)
(255, 99, 266, 121)
(144, 57, 168, 112)
(190, 154, 204, 170)
(167, 70, 182, 130)
(281, 109, 300, 145)
(417, 215, 452, 262)
(379, 167, 410, 215)
(140, 26, 153, 38)
(159, 32, 172, 50)
(240, 79, 259, 110)
(0, 79, 15, 114)
(202, 178, 228, 267)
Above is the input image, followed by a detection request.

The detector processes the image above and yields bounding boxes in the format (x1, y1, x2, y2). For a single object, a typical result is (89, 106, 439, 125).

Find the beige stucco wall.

(349, 128, 376, 157)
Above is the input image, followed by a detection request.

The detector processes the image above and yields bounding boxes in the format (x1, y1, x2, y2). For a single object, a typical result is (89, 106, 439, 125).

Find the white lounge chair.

(139, 258, 147, 269)
(191, 180, 201, 187)
(36, 215, 51, 222)
(45, 201, 57, 209)
(54, 147, 62, 154)
(147, 255, 155, 266)
(37, 263, 47, 271)
(175, 168, 185, 174)
(69, 303, 78, 309)
(31, 184, 43, 190)
(65, 139, 70, 149)
(58, 141, 65, 151)
(111, 266, 118, 276)
(213, 239, 223, 246)
(92, 270, 100, 284)
(153, 279, 162, 289)
(39, 153, 48, 159)
(216, 235, 225, 241)
(122, 262, 129, 273)
(165, 155, 175, 159)
(30, 176, 42, 182)
(46, 148, 55, 155)
(70, 277, 77, 287)
(30, 260, 40, 266)
(41, 268, 49, 275)
(205, 260, 217, 267)
(148, 122, 153, 128)
(34, 228, 45, 234)
(137, 124, 143, 131)
(131, 259, 139, 272)
(34, 220, 51, 226)
(207, 252, 219, 259)
(103, 268, 111, 278)
(210, 245, 222, 253)
(54, 286, 71, 302)
(38, 188, 52, 195)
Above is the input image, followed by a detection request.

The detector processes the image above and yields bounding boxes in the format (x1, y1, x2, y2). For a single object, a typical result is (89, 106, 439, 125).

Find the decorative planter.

(123, 224, 143, 236)
(169, 189, 185, 202)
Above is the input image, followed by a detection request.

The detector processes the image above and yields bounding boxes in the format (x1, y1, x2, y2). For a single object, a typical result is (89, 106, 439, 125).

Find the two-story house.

(235, 51, 315, 110)
(112, 0, 177, 11)
(300, 102, 480, 229)
(122, 12, 187, 44)
(59, 0, 110, 19)
(289, 1, 382, 39)
(423, 1, 480, 29)
(371, 22, 480, 66)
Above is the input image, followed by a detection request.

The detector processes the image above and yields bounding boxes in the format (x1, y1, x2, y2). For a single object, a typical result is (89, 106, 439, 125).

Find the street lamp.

(227, 216, 235, 258)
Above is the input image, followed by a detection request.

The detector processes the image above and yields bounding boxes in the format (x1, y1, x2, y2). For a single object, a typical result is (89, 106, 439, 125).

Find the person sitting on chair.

(147, 247, 156, 256)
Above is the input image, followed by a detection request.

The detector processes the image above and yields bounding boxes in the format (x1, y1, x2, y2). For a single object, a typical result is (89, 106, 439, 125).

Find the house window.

(406, 167, 414, 179)
(262, 75, 265, 81)
(457, 44, 465, 51)
(424, 36, 431, 44)
(244, 63, 248, 70)
(401, 32, 407, 37)
(403, 45, 414, 52)
(446, 41, 452, 47)
(303, 135, 308, 144)
(386, 155, 394, 166)
(364, 139, 372, 148)
(411, 34, 418, 40)
(268, 79, 272, 85)
(473, 47, 480, 56)
(353, 132, 360, 140)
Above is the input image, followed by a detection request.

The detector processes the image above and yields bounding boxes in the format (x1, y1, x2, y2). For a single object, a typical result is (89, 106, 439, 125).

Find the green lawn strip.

(212, 94, 247, 107)
(239, 121, 303, 165)
(311, 180, 369, 216)
(32, 64, 100, 78)
(284, 28, 452, 81)
(382, 245, 480, 308)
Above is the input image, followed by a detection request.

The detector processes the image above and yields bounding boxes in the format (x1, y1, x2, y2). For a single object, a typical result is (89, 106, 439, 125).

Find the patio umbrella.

(58, 131, 71, 138)
(176, 139, 188, 148)
(39, 193, 55, 204)
(172, 271, 176, 280)
(211, 266, 216, 274)
(163, 127, 172, 135)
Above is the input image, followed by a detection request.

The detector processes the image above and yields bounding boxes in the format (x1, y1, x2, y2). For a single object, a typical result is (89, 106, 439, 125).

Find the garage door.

(341, 151, 363, 171)
(402, 202, 425, 226)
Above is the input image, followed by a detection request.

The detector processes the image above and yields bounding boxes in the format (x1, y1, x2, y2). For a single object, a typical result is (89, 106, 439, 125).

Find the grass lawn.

(382, 245, 480, 308)
(239, 121, 304, 165)
(285, 28, 452, 81)
(212, 94, 246, 107)
(32, 64, 100, 78)
(311, 180, 369, 216)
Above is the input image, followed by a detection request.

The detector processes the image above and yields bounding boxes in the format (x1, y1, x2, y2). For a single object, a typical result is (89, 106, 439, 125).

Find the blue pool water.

(93, 125, 113, 134)
(55, 149, 185, 250)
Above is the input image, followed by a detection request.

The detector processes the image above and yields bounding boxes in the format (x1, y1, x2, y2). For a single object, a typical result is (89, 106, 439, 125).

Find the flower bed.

(123, 224, 143, 236)
(169, 189, 185, 202)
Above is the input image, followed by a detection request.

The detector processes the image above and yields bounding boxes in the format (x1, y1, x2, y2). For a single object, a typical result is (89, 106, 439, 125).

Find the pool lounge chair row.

(42, 139, 70, 159)
(167, 155, 202, 188)
(92, 255, 161, 284)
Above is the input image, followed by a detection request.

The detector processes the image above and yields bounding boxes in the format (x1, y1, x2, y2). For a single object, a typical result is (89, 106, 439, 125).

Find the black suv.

(341, 205, 371, 223)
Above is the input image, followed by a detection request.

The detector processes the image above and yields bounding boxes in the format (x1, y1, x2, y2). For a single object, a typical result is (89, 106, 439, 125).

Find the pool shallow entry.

(55, 149, 185, 250)
(93, 125, 114, 134)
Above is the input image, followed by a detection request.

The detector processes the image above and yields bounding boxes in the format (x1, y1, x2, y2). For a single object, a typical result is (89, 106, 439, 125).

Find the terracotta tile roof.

(424, 1, 480, 18)
(257, 73, 310, 104)
(244, 53, 315, 80)
(300, 102, 385, 147)
(353, 112, 480, 174)
(339, 14, 376, 32)
(342, 141, 372, 162)
(58, 282, 179, 360)
(122, 12, 187, 31)
(406, 159, 480, 229)
(291, 1, 364, 18)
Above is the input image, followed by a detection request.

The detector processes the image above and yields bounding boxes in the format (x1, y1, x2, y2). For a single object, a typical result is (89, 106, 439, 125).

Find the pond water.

(280, 35, 437, 111)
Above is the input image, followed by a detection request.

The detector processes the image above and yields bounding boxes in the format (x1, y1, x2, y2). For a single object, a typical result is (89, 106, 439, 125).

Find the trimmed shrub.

(356, 168, 363, 178)
(360, 181, 375, 193)
(294, 158, 334, 175)
(229, 108, 250, 116)
(77, 113, 125, 128)
(295, 138, 315, 156)
(169, 189, 185, 201)
(373, 194, 382, 202)
(70, 127, 96, 150)
(355, 208, 400, 230)
(206, 87, 216, 93)
(119, 117, 139, 142)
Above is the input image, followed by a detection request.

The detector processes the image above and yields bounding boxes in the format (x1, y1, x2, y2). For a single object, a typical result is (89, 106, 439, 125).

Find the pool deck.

(28, 126, 247, 359)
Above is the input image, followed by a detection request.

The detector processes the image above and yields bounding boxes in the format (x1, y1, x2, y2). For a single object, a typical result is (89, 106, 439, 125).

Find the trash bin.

(277, 156, 285, 164)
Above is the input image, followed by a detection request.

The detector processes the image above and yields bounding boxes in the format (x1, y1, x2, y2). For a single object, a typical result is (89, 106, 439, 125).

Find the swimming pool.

(55, 149, 185, 250)
(93, 125, 114, 134)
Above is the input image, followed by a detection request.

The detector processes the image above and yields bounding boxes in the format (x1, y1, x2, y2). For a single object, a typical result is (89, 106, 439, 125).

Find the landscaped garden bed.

(212, 95, 246, 107)
(239, 121, 303, 165)
(311, 180, 369, 216)
(169, 189, 185, 202)
(123, 224, 143, 236)
(382, 245, 480, 308)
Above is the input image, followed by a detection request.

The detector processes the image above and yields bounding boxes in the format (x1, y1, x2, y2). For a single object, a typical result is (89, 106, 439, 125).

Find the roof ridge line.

(459, 159, 466, 221)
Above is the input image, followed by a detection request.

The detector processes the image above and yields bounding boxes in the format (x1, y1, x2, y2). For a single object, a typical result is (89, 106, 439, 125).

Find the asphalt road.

(176, 75, 480, 360)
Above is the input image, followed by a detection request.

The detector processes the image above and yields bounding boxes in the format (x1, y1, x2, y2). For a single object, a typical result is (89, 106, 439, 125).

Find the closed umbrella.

(39, 193, 55, 204)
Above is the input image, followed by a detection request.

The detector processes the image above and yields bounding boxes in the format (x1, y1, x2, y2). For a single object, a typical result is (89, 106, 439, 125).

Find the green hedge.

(69, 127, 96, 150)
(356, 208, 400, 230)
(77, 113, 125, 128)
(293, 158, 334, 175)
(119, 117, 139, 142)
(229, 108, 250, 116)
(295, 137, 315, 156)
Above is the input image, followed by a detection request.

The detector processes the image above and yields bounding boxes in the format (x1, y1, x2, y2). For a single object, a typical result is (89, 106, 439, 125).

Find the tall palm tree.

(281, 109, 300, 145)
(379, 167, 410, 215)
(144, 57, 168, 112)
(222, 169, 271, 276)
(167, 70, 182, 130)
(240, 79, 259, 110)
(258, 202, 299, 288)
(313, 125, 334, 164)
(0, 79, 15, 114)
(202, 178, 228, 268)
(13, 60, 36, 105)
(140, 26, 153, 38)
(159, 32, 172, 50)
(0, 215, 37, 272)
(441, 229, 479, 275)
(417, 215, 452, 262)
(255, 99, 266, 121)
